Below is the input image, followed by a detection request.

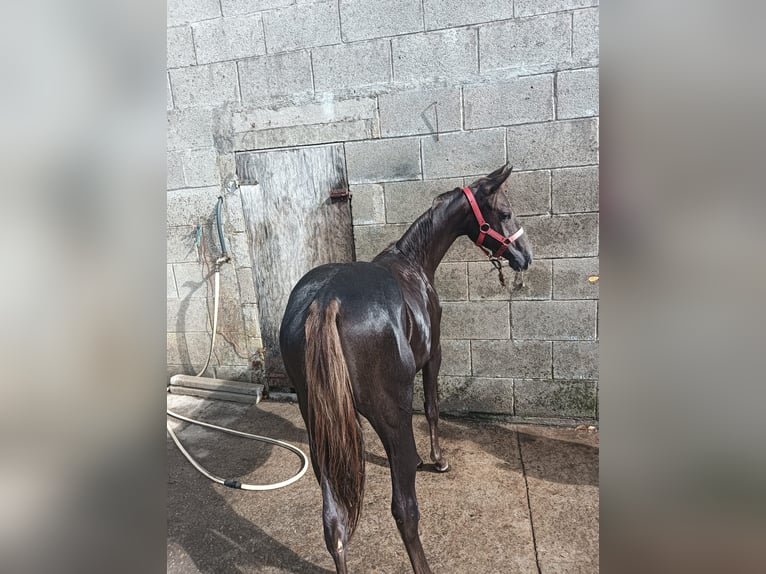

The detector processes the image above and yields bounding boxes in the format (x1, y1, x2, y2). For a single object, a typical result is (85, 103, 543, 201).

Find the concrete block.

(166, 333, 184, 366)
(440, 339, 471, 376)
(167, 225, 200, 263)
(167, 150, 185, 190)
(192, 14, 266, 65)
(464, 75, 554, 129)
(515, 379, 597, 418)
(167, 108, 216, 151)
(507, 118, 598, 170)
(424, 0, 514, 30)
(444, 235, 492, 263)
(422, 128, 505, 179)
(434, 262, 468, 301)
(167, 296, 210, 332)
(345, 138, 421, 184)
(392, 28, 478, 83)
(557, 67, 599, 119)
(236, 267, 258, 304)
(515, 0, 597, 17)
(468, 260, 515, 301)
(262, 1, 341, 53)
(217, 151, 237, 183)
(349, 184, 385, 225)
(238, 51, 313, 103)
(168, 0, 221, 27)
(519, 213, 598, 257)
(573, 8, 599, 63)
(480, 13, 571, 72)
(169, 62, 240, 108)
(167, 331, 214, 368)
(168, 383, 261, 402)
(226, 231, 252, 267)
(551, 165, 598, 213)
(221, 0, 293, 17)
(242, 303, 262, 338)
(223, 190, 247, 233)
(213, 331, 250, 365)
(384, 178, 463, 224)
(511, 259, 553, 300)
(232, 119, 375, 150)
(553, 341, 598, 379)
(353, 224, 408, 261)
(217, 266, 248, 333)
(471, 340, 552, 379)
(167, 265, 178, 298)
(167, 26, 196, 68)
(436, 376, 514, 415)
(553, 257, 599, 299)
(167, 186, 220, 227)
(182, 147, 220, 187)
(173, 263, 209, 299)
(441, 301, 510, 339)
(509, 170, 550, 215)
(312, 39, 391, 91)
(379, 87, 461, 138)
(512, 300, 597, 340)
(232, 96, 377, 131)
(469, 259, 552, 300)
(209, 366, 254, 383)
(340, 0, 423, 42)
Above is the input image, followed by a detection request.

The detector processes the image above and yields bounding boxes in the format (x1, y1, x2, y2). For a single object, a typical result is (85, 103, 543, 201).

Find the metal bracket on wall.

(329, 187, 351, 202)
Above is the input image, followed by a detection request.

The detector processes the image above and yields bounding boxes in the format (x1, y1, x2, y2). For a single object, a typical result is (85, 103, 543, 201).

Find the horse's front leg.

(422, 345, 449, 472)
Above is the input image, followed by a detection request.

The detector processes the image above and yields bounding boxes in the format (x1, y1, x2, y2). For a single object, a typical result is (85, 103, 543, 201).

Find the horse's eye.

(500, 213, 512, 221)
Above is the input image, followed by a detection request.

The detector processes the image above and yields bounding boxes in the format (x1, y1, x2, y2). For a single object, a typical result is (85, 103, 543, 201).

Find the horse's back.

(280, 261, 415, 413)
(281, 261, 404, 334)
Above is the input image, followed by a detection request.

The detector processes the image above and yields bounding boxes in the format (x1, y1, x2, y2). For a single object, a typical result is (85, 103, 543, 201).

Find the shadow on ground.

(167, 396, 333, 574)
(433, 417, 599, 487)
(167, 396, 598, 574)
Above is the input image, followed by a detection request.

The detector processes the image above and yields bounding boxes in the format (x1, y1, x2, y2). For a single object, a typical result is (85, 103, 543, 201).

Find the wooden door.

(236, 144, 354, 389)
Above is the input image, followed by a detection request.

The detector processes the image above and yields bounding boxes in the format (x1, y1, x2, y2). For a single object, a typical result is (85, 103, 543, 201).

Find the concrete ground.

(167, 395, 598, 574)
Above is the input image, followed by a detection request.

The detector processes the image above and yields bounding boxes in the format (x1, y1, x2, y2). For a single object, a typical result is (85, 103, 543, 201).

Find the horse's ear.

(485, 163, 513, 192)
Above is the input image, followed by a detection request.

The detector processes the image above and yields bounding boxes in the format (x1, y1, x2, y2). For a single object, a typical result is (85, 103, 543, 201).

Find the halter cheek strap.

(462, 186, 524, 258)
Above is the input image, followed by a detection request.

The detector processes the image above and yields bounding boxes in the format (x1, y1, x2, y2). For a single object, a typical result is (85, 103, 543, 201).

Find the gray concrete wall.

(167, 0, 599, 421)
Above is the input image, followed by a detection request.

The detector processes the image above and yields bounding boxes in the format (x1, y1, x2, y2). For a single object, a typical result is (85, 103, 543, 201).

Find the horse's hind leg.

(321, 475, 350, 574)
(368, 413, 433, 574)
(423, 346, 449, 472)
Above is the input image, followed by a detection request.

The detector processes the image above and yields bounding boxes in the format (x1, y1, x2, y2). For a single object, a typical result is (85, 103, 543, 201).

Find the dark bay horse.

(279, 164, 532, 573)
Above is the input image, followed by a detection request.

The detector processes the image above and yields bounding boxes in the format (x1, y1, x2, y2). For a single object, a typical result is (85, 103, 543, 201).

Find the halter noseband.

(462, 186, 524, 259)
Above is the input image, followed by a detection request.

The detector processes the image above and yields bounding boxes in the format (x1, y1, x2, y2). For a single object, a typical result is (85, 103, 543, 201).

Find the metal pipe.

(216, 196, 229, 260)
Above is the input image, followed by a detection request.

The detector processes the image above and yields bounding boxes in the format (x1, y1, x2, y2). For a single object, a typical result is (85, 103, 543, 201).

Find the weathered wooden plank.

(237, 144, 354, 384)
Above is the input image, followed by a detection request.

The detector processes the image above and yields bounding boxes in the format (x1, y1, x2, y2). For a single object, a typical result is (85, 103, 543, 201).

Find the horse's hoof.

(434, 461, 450, 473)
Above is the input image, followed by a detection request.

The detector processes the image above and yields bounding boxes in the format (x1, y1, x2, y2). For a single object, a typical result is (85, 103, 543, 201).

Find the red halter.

(462, 186, 524, 259)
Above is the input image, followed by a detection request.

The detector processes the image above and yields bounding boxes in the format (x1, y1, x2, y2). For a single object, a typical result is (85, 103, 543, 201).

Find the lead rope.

(490, 257, 507, 287)
(488, 255, 526, 293)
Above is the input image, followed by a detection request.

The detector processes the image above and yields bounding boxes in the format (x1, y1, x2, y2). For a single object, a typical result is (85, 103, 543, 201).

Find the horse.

(279, 164, 532, 573)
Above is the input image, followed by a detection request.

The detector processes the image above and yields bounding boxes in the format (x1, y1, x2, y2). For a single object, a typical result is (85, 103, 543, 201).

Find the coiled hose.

(167, 196, 309, 490)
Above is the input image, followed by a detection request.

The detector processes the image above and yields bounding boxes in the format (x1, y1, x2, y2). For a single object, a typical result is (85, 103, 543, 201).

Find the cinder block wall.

(167, 0, 599, 422)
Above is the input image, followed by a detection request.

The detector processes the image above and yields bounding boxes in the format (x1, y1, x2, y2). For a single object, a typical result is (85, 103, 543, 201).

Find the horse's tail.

(304, 298, 365, 537)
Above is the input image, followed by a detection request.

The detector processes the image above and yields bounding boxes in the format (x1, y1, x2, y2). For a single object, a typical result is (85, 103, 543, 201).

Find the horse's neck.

(395, 192, 465, 279)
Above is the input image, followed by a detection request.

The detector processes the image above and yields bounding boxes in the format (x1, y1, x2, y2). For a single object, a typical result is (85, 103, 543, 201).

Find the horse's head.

(464, 164, 533, 271)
